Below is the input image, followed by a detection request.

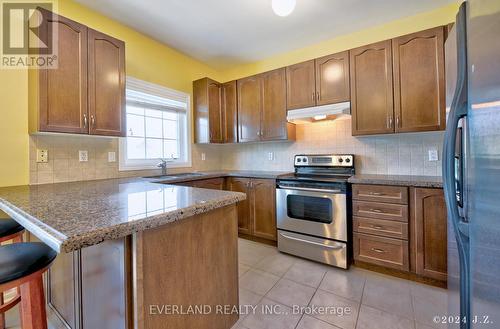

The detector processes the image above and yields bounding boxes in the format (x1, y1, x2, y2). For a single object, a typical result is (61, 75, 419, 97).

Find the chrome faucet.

(157, 159, 168, 175)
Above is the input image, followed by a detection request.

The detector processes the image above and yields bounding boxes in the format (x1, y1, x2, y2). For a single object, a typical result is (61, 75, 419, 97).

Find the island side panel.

(134, 204, 239, 329)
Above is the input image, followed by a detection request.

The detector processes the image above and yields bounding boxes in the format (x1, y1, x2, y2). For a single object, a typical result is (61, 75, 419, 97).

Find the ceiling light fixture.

(272, 0, 296, 17)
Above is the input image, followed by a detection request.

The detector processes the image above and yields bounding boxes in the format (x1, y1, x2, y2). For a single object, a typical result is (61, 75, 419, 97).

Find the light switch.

(428, 149, 439, 162)
(108, 152, 116, 162)
(36, 149, 48, 163)
(79, 150, 88, 162)
(201, 153, 206, 161)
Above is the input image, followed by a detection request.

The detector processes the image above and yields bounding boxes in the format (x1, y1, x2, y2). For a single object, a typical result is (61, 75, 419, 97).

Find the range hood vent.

(287, 101, 351, 124)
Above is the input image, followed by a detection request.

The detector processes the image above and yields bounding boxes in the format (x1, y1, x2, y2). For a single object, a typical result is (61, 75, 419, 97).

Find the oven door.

(276, 186, 347, 241)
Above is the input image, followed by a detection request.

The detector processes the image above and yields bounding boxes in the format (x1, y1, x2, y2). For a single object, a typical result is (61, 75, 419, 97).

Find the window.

(119, 77, 191, 171)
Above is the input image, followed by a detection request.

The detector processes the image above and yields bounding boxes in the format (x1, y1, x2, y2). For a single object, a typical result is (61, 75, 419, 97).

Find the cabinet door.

(251, 179, 277, 241)
(222, 81, 238, 143)
(350, 40, 394, 135)
(237, 76, 262, 142)
(38, 10, 88, 134)
(393, 27, 446, 133)
(286, 60, 316, 110)
(261, 68, 287, 141)
(208, 80, 223, 143)
(191, 178, 225, 190)
(315, 51, 350, 105)
(412, 188, 447, 281)
(88, 29, 125, 136)
(228, 178, 251, 234)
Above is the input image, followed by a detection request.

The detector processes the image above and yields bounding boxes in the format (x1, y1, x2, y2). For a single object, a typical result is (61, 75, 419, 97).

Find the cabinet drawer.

(353, 184, 408, 204)
(353, 200, 408, 222)
(354, 233, 409, 271)
(353, 217, 408, 240)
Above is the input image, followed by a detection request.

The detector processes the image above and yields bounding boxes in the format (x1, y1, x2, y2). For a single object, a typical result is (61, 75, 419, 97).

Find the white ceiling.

(76, 0, 457, 69)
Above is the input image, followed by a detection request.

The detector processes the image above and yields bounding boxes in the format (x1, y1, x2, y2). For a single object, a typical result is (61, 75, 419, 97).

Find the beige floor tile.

(242, 298, 301, 329)
(296, 315, 342, 329)
(266, 278, 316, 307)
(240, 288, 264, 307)
(239, 263, 251, 277)
(309, 289, 359, 329)
(362, 275, 413, 319)
(283, 259, 329, 288)
(319, 268, 366, 302)
(412, 295, 448, 329)
(254, 252, 297, 277)
(240, 269, 280, 296)
(415, 323, 436, 329)
(238, 241, 277, 267)
(356, 305, 415, 329)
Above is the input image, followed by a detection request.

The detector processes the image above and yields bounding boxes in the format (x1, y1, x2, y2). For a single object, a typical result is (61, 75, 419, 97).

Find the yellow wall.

(0, 0, 221, 187)
(220, 2, 460, 81)
(0, 0, 459, 187)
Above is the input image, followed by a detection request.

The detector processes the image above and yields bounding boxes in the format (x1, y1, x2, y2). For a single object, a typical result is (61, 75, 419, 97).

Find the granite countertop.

(348, 174, 443, 188)
(0, 177, 246, 253)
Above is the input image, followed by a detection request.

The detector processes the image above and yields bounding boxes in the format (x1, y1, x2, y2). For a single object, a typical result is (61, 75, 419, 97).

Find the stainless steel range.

(276, 154, 354, 269)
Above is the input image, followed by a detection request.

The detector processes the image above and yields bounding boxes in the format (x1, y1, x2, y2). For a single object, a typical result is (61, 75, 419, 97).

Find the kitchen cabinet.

(350, 40, 394, 136)
(285, 52, 350, 110)
(228, 177, 276, 241)
(178, 178, 225, 190)
(222, 81, 238, 143)
(88, 29, 125, 137)
(286, 60, 316, 109)
(411, 187, 447, 281)
(29, 9, 89, 134)
(193, 78, 223, 143)
(29, 10, 125, 136)
(392, 27, 446, 132)
(237, 70, 295, 142)
(315, 51, 350, 105)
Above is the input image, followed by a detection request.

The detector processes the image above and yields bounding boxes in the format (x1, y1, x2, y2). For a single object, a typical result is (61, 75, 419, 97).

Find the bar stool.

(0, 243, 57, 329)
(0, 218, 25, 329)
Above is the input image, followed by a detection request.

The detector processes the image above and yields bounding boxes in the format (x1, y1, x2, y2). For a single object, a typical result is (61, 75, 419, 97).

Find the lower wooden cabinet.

(178, 177, 225, 190)
(228, 177, 277, 241)
(353, 232, 409, 271)
(411, 187, 447, 281)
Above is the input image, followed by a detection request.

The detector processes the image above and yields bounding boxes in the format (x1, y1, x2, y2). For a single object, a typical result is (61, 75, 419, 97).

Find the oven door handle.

(279, 232, 345, 250)
(277, 185, 342, 194)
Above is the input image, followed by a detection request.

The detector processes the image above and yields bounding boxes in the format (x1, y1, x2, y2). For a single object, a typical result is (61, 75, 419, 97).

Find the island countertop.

(0, 177, 246, 253)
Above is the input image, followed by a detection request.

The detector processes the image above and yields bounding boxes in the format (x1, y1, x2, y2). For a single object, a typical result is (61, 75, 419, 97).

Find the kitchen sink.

(144, 173, 205, 180)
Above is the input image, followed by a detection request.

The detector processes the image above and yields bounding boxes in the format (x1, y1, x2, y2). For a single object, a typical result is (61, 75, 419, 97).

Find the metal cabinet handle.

(388, 116, 393, 128)
(316, 91, 320, 102)
(369, 192, 384, 196)
(279, 233, 345, 250)
(371, 248, 385, 253)
(90, 115, 95, 126)
(369, 208, 383, 213)
(371, 225, 384, 229)
(83, 114, 88, 128)
(396, 116, 400, 128)
(311, 92, 315, 102)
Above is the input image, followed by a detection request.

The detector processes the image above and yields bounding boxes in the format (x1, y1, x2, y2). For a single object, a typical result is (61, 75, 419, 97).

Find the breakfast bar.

(0, 178, 246, 329)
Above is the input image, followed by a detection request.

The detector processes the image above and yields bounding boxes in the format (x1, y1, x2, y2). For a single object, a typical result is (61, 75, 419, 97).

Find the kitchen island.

(0, 178, 246, 329)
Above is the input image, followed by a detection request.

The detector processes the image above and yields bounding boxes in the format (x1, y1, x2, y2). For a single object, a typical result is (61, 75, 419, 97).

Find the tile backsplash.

(29, 117, 443, 185)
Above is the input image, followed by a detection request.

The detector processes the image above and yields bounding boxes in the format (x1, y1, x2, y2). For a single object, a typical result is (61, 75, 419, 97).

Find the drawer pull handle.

(369, 192, 384, 196)
(371, 248, 385, 253)
(370, 209, 383, 213)
(371, 225, 383, 229)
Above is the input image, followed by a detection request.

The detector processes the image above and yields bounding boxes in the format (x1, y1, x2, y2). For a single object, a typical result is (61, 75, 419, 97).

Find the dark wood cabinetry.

(350, 40, 394, 136)
(286, 60, 316, 110)
(237, 69, 294, 143)
(88, 29, 125, 137)
(410, 187, 447, 281)
(222, 81, 238, 143)
(193, 78, 223, 143)
(177, 178, 225, 190)
(393, 27, 446, 133)
(228, 177, 277, 241)
(29, 10, 125, 136)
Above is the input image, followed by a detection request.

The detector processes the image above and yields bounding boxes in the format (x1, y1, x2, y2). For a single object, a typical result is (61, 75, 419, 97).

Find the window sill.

(119, 161, 192, 172)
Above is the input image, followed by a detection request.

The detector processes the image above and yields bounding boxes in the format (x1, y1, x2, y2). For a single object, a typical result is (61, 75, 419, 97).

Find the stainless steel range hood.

(287, 101, 350, 124)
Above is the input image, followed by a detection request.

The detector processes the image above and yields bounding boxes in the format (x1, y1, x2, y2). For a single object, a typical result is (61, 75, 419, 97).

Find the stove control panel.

(294, 154, 354, 167)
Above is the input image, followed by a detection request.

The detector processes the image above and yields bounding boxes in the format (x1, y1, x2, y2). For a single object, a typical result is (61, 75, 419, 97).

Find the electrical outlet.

(201, 153, 206, 161)
(428, 149, 439, 162)
(108, 152, 116, 162)
(79, 150, 88, 162)
(36, 149, 48, 163)
(268, 152, 274, 161)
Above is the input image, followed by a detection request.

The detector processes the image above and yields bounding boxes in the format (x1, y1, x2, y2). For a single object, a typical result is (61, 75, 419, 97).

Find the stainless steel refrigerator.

(444, 0, 500, 328)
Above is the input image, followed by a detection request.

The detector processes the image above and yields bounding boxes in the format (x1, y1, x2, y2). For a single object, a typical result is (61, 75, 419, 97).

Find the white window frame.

(119, 77, 192, 171)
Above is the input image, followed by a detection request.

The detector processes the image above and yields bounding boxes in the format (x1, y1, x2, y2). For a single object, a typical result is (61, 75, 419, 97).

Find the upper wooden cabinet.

(392, 27, 446, 133)
(222, 81, 238, 143)
(286, 52, 350, 110)
(315, 51, 350, 105)
(29, 10, 125, 137)
(237, 69, 295, 143)
(350, 40, 394, 136)
(286, 60, 316, 109)
(88, 29, 125, 137)
(193, 77, 223, 143)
